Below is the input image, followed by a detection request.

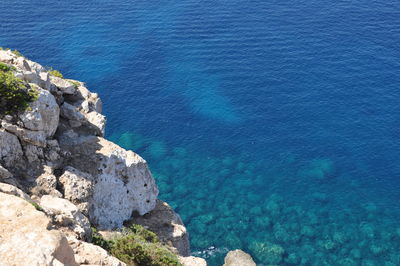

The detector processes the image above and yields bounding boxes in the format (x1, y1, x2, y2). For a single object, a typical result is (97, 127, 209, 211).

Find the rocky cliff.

(0, 49, 206, 266)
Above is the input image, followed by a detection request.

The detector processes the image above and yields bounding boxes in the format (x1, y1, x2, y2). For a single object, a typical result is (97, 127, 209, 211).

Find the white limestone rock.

(1, 120, 47, 147)
(0, 192, 77, 266)
(223, 250, 256, 266)
(59, 166, 94, 215)
(19, 85, 59, 137)
(0, 49, 18, 63)
(50, 75, 76, 94)
(0, 183, 31, 201)
(59, 135, 158, 229)
(40, 195, 92, 240)
(179, 256, 207, 266)
(0, 128, 23, 167)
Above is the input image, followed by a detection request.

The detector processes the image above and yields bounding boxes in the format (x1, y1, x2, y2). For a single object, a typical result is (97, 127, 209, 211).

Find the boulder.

(19, 85, 59, 137)
(133, 199, 190, 256)
(0, 192, 77, 265)
(59, 135, 158, 229)
(179, 256, 207, 266)
(40, 195, 92, 240)
(223, 250, 256, 266)
(0, 128, 23, 167)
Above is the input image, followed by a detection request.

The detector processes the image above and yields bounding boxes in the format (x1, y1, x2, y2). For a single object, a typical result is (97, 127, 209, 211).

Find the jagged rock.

(40, 195, 92, 240)
(0, 183, 31, 201)
(0, 128, 23, 167)
(0, 164, 12, 179)
(0, 49, 15, 63)
(59, 166, 94, 215)
(61, 101, 86, 122)
(179, 256, 207, 266)
(59, 135, 158, 229)
(68, 236, 126, 266)
(19, 85, 59, 137)
(60, 101, 106, 135)
(1, 120, 47, 147)
(32, 165, 62, 197)
(0, 192, 77, 265)
(50, 75, 76, 94)
(133, 199, 190, 256)
(85, 111, 106, 136)
(223, 250, 256, 266)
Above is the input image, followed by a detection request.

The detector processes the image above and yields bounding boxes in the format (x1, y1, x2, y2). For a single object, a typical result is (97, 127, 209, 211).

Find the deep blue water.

(2, 0, 400, 265)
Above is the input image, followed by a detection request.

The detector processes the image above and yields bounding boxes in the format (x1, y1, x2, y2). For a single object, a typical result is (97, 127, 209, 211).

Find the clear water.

(2, 0, 400, 265)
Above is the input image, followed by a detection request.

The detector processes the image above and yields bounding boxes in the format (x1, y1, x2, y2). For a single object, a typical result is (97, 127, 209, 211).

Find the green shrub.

(48, 68, 64, 78)
(0, 70, 38, 115)
(92, 227, 113, 251)
(0, 62, 15, 72)
(91, 224, 181, 266)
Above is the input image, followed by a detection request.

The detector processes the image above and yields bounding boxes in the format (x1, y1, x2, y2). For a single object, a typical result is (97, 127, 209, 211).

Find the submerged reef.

(111, 132, 400, 266)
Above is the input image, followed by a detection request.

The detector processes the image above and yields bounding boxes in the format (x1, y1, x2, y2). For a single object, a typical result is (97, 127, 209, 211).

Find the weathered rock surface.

(223, 249, 256, 266)
(0, 128, 23, 167)
(50, 75, 76, 94)
(179, 256, 208, 266)
(0, 164, 12, 179)
(0, 182, 31, 201)
(0, 192, 77, 265)
(19, 85, 59, 137)
(2, 120, 47, 147)
(0, 50, 207, 265)
(40, 195, 92, 240)
(133, 199, 190, 256)
(59, 135, 158, 229)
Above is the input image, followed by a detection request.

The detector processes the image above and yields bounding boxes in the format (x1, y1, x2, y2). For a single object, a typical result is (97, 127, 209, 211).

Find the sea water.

(1, 0, 400, 265)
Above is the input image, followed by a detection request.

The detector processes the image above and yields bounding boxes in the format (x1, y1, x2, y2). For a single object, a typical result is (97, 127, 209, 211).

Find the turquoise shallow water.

(2, 0, 400, 265)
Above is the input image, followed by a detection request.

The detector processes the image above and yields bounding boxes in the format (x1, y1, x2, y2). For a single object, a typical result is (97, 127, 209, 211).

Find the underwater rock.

(248, 241, 285, 264)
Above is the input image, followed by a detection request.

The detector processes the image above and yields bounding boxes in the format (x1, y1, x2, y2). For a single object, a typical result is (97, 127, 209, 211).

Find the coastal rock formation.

(132, 199, 190, 256)
(0, 49, 158, 229)
(223, 250, 256, 266)
(0, 49, 208, 265)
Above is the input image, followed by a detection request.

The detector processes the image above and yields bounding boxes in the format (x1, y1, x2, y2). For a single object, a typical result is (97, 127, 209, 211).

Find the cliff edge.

(0, 49, 206, 266)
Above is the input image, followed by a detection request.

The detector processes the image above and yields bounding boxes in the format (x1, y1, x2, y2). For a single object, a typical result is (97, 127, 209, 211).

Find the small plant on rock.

(48, 68, 64, 78)
(0, 66, 38, 115)
(91, 224, 181, 266)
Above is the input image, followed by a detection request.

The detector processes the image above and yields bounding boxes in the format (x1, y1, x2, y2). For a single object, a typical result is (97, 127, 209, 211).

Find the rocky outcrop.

(0, 49, 158, 229)
(223, 250, 256, 266)
(133, 199, 190, 256)
(0, 49, 208, 265)
(179, 256, 207, 266)
(40, 195, 92, 240)
(0, 192, 77, 266)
